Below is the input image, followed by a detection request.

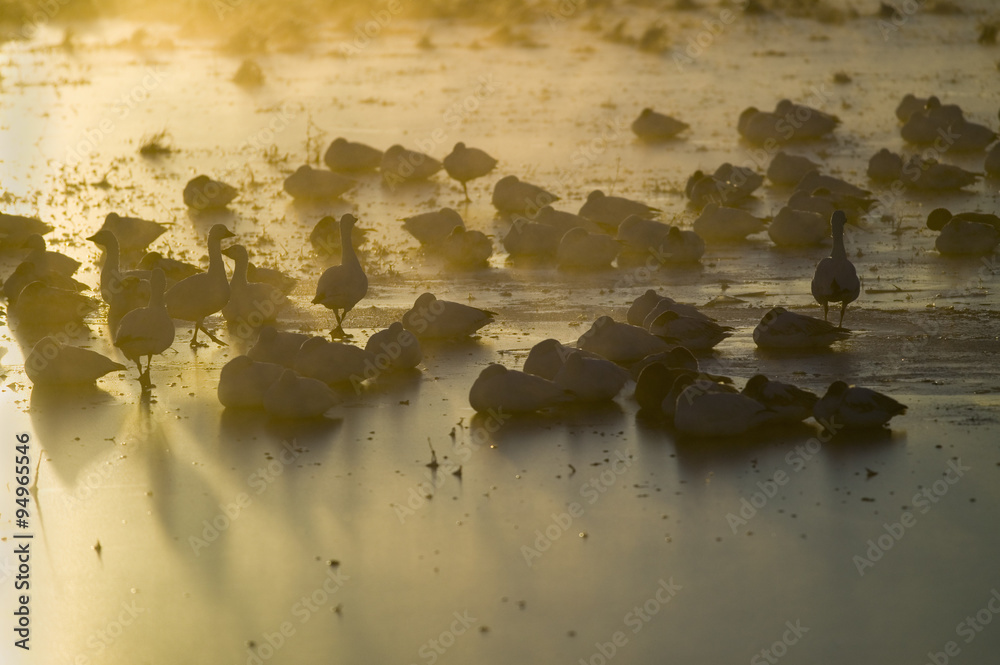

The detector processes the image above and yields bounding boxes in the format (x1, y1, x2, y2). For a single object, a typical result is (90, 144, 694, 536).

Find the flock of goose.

(4, 90, 996, 436)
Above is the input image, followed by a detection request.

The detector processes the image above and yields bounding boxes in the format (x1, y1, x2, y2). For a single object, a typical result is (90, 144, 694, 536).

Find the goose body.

(616, 216, 672, 253)
(3, 262, 87, 304)
(468, 364, 570, 414)
(774, 99, 840, 139)
(867, 148, 904, 182)
(674, 380, 773, 437)
(895, 94, 929, 122)
(742, 374, 818, 423)
(313, 214, 368, 337)
(813, 381, 907, 430)
(580, 190, 659, 227)
(247, 326, 310, 368)
(577, 316, 670, 364)
(403, 208, 465, 246)
(218, 355, 284, 409)
(99, 212, 166, 254)
(323, 137, 383, 173)
(311, 215, 370, 255)
(811, 211, 860, 325)
(402, 292, 494, 339)
(492, 175, 559, 214)
(902, 156, 980, 191)
(0, 213, 52, 249)
(753, 307, 850, 349)
(442, 226, 493, 268)
(648, 310, 732, 351)
(365, 322, 422, 371)
(795, 171, 871, 200)
(183, 175, 238, 210)
(523, 338, 602, 381)
(23, 234, 81, 277)
(263, 369, 339, 419)
(935, 220, 1000, 256)
(642, 298, 714, 327)
(222, 244, 287, 328)
(626, 289, 670, 327)
(631, 108, 689, 141)
(661, 374, 737, 422)
(768, 206, 829, 247)
(502, 219, 562, 258)
(25, 336, 125, 385)
(137, 252, 202, 283)
(693, 203, 766, 242)
(737, 107, 784, 145)
(293, 337, 374, 385)
(556, 227, 618, 270)
(114, 269, 175, 389)
(443, 142, 498, 199)
(535, 206, 602, 235)
(165, 224, 235, 346)
(554, 351, 630, 402)
(926, 208, 1000, 232)
(381, 144, 443, 184)
(766, 152, 822, 186)
(10, 281, 99, 325)
(283, 165, 354, 200)
(247, 263, 297, 295)
(87, 229, 151, 322)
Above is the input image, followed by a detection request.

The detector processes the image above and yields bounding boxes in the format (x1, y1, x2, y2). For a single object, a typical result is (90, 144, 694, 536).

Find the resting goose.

(381, 144, 443, 185)
(491, 175, 559, 215)
(648, 310, 732, 351)
(323, 137, 383, 173)
(469, 364, 571, 414)
(813, 381, 907, 431)
(364, 322, 422, 371)
(577, 316, 669, 365)
(741, 374, 818, 423)
(25, 336, 125, 385)
(183, 175, 238, 210)
(401, 292, 495, 339)
(753, 307, 851, 349)
(218, 355, 284, 409)
(631, 108, 689, 141)
(263, 369, 339, 419)
(554, 351, 630, 402)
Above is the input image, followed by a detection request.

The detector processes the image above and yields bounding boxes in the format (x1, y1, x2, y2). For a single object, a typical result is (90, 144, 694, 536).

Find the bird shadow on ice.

(468, 401, 626, 453)
(218, 407, 343, 452)
(357, 368, 424, 400)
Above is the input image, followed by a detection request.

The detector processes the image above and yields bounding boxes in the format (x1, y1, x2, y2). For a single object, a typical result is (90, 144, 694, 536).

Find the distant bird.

(442, 226, 493, 268)
(580, 190, 659, 228)
(534, 206, 602, 235)
(774, 99, 840, 139)
(813, 381, 907, 430)
(934, 220, 1000, 256)
(164, 224, 235, 346)
(247, 326, 310, 368)
(0, 213, 52, 249)
(577, 316, 670, 364)
(114, 269, 175, 390)
(737, 107, 784, 145)
(631, 108, 689, 141)
(222, 244, 287, 328)
(766, 152, 822, 187)
(293, 337, 374, 385)
(443, 142, 498, 199)
(402, 292, 495, 339)
(310, 215, 369, 255)
(673, 376, 777, 437)
(23, 234, 81, 277)
(218, 356, 284, 409)
(10, 281, 99, 326)
(99, 212, 167, 254)
(183, 175, 238, 210)
(647, 310, 732, 351)
(902, 156, 980, 191)
(768, 206, 829, 247)
(283, 165, 354, 200)
(556, 227, 619, 270)
(523, 338, 602, 381)
(381, 144, 443, 185)
(641, 297, 714, 326)
(137, 251, 201, 283)
(686, 165, 761, 207)
(313, 214, 368, 338)
(741, 374, 818, 424)
(2, 262, 87, 304)
(811, 211, 860, 326)
(403, 208, 465, 246)
(87, 228, 151, 322)
(365, 322, 422, 371)
(753, 307, 851, 349)
(492, 175, 559, 215)
(263, 369, 339, 419)
(25, 336, 125, 386)
(867, 148, 904, 182)
(895, 93, 930, 122)
(468, 364, 571, 414)
(502, 219, 562, 258)
(323, 137, 384, 172)
(554, 351, 630, 402)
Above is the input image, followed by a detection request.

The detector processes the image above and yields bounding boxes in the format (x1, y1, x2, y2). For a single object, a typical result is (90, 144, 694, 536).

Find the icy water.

(2, 3, 1000, 665)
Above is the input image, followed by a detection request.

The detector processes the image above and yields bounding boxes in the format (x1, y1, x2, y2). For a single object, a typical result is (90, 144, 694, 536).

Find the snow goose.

(491, 175, 559, 215)
(469, 364, 571, 414)
(443, 142, 498, 199)
(934, 220, 1000, 256)
(642, 297, 713, 327)
(402, 208, 465, 246)
(737, 107, 784, 145)
(502, 219, 562, 258)
(631, 108, 689, 141)
(627, 289, 670, 326)
(87, 228, 151, 321)
(0, 213, 52, 249)
(263, 369, 339, 419)
(766, 152, 822, 187)
(247, 326, 309, 368)
(222, 244, 288, 328)
(114, 269, 175, 390)
(442, 226, 493, 268)
(616, 215, 671, 254)
(523, 338, 591, 380)
(283, 165, 354, 200)
(23, 234, 81, 277)
(554, 351, 630, 402)
(218, 355, 284, 409)
(927, 208, 1000, 232)
(365, 322, 422, 371)
(402, 292, 494, 339)
(556, 227, 618, 270)
(3, 262, 87, 304)
(579, 190, 660, 228)
(323, 137, 383, 173)
(293, 337, 374, 386)
(774, 99, 840, 139)
(648, 310, 732, 351)
(768, 206, 828, 247)
(534, 206, 601, 234)
(25, 336, 125, 385)
(813, 381, 907, 431)
(10, 281, 99, 325)
(867, 148, 903, 182)
(895, 94, 929, 122)
(312, 214, 368, 338)
(753, 307, 850, 349)
(693, 203, 766, 243)
(99, 212, 167, 254)
(673, 376, 775, 437)
(164, 224, 235, 346)
(577, 316, 670, 364)
(183, 175, 238, 210)
(811, 211, 860, 325)
(741, 374, 818, 423)
(902, 156, 980, 191)
(380, 144, 443, 185)
(310, 215, 369, 255)
(137, 252, 201, 283)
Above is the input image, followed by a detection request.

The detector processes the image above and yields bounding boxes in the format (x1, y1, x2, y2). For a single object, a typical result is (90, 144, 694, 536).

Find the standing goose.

(443, 142, 498, 200)
(811, 211, 860, 326)
(222, 244, 287, 328)
(312, 214, 368, 338)
(114, 269, 175, 390)
(87, 228, 152, 324)
(164, 224, 235, 346)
